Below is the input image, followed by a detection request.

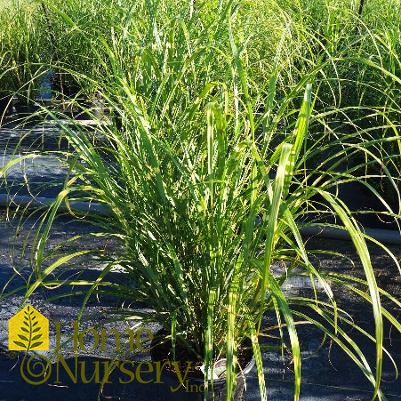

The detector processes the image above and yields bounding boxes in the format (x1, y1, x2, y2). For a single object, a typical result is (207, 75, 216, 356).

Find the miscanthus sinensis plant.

(1, 1, 401, 400)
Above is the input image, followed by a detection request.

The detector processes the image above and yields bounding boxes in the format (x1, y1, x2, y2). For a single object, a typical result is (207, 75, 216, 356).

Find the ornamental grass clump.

(1, 1, 401, 400)
(0, 0, 50, 108)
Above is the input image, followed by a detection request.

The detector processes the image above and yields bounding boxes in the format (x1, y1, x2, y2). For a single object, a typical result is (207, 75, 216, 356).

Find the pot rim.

(150, 330, 255, 384)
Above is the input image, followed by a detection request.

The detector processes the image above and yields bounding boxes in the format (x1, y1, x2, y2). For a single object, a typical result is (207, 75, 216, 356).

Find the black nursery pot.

(151, 364, 253, 401)
(0, 95, 14, 117)
(13, 101, 40, 116)
(150, 333, 254, 401)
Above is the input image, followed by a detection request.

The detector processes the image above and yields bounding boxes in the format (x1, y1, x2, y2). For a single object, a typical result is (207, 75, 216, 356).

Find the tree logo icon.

(8, 305, 49, 351)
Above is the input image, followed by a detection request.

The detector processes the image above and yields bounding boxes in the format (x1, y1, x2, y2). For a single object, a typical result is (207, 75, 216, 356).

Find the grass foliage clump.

(0, 0, 51, 106)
